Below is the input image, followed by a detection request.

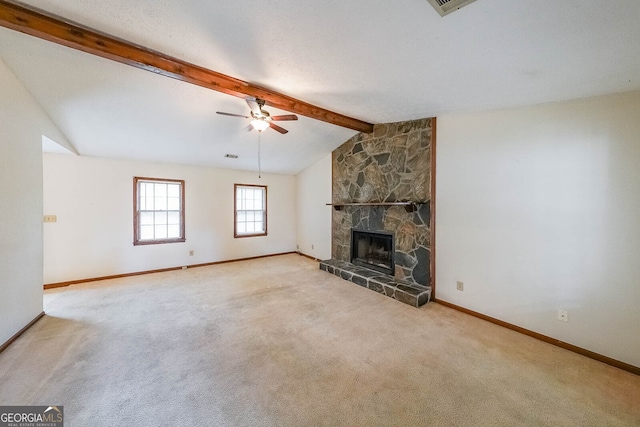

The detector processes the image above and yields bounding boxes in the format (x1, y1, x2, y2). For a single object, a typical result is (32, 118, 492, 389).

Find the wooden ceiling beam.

(0, 0, 374, 133)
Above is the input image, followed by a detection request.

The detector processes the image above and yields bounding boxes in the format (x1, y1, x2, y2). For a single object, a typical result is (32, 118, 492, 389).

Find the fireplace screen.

(351, 229, 395, 275)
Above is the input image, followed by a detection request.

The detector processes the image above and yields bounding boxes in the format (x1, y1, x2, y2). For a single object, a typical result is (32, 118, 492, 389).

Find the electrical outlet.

(456, 281, 464, 291)
(43, 215, 57, 223)
(182, 266, 188, 270)
(558, 309, 568, 322)
(189, 250, 194, 256)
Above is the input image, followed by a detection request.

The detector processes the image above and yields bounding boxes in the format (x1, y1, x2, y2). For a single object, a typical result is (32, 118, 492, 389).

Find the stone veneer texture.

(332, 118, 432, 287)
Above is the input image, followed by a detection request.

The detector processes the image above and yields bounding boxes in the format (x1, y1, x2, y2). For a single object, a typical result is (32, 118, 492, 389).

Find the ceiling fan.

(216, 98, 298, 134)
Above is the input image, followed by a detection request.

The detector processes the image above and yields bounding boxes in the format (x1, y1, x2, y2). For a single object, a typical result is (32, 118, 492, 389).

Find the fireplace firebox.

(351, 229, 395, 276)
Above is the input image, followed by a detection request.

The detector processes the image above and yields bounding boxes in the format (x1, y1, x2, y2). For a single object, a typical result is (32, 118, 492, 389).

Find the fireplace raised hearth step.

(319, 259, 431, 307)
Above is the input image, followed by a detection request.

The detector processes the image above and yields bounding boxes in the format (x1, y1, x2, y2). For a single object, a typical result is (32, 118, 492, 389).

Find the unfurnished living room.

(1, 0, 640, 425)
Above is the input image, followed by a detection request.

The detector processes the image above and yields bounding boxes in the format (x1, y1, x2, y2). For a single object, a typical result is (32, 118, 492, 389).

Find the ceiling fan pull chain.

(258, 132, 262, 179)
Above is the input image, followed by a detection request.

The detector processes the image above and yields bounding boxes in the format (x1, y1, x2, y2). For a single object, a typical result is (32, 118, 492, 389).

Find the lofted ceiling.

(1, 0, 639, 175)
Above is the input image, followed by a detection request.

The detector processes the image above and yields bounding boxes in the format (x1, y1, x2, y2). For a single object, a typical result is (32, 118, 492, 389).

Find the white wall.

(296, 153, 332, 260)
(436, 90, 640, 367)
(0, 60, 47, 344)
(43, 154, 297, 283)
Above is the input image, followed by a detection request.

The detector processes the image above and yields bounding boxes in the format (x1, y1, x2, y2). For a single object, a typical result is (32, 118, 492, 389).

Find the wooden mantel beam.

(0, 0, 374, 133)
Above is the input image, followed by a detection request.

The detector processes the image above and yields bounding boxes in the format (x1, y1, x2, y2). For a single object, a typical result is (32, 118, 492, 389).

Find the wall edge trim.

(433, 298, 640, 376)
(0, 311, 45, 354)
(297, 252, 321, 262)
(430, 117, 437, 299)
(43, 252, 297, 289)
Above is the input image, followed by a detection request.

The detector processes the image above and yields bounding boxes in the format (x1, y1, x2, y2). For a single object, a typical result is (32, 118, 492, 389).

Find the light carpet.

(1, 254, 639, 426)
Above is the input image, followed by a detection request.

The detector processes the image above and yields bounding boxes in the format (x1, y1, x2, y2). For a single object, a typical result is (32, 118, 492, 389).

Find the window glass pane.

(254, 211, 263, 222)
(167, 184, 180, 198)
(167, 225, 180, 238)
(140, 225, 154, 240)
(146, 195, 155, 210)
(140, 212, 154, 226)
(155, 224, 168, 239)
(156, 197, 167, 210)
(168, 211, 180, 225)
(246, 222, 256, 233)
(167, 197, 180, 210)
(154, 183, 165, 195)
(255, 221, 264, 233)
(247, 211, 254, 222)
(146, 182, 155, 199)
(139, 184, 146, 210)
(155, 211, 168, 225)
(236, 188, 243, 210)
(237, 223, 246, 233)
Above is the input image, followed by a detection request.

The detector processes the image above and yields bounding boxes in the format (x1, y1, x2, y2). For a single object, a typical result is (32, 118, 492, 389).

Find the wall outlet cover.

(558, 309, 568, 322)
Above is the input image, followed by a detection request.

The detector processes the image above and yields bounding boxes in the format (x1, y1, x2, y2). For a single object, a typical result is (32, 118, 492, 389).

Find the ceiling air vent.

(427, 0, 477, 16)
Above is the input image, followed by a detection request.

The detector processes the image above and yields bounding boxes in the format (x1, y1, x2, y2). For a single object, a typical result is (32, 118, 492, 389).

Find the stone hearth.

(320, 259, 431, 307)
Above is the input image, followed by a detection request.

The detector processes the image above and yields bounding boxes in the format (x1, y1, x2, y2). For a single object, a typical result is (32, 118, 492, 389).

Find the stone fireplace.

(320, 118, 433, 307)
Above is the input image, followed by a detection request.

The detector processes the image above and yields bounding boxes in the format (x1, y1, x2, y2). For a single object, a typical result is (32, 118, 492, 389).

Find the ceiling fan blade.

(269, 122, 289, 134)
(216, 112, 250, 118)
(271, 114, 298, 121)
(243, 123, 255, 132)
(246, 97, 261, 116)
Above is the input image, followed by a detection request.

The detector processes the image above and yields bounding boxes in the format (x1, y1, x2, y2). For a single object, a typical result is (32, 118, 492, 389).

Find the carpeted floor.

(1, 254, 639, 426)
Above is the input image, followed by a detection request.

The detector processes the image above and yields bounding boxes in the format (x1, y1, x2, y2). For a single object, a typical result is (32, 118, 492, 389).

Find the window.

(134, 177, 185, 245)
(234, 184, 267, 238)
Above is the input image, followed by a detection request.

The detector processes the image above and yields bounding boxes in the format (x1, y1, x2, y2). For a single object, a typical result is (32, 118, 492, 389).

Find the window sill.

(234, 233, 267, 239)
(133, 238, 186, 246)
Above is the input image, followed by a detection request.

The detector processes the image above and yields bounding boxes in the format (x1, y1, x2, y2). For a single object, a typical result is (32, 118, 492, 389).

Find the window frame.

(133, 176, 185, 246)
(234, 183, 268, 238)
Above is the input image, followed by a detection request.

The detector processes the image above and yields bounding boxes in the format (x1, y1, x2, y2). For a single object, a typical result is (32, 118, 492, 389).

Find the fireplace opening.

(351, 229, 395, 275)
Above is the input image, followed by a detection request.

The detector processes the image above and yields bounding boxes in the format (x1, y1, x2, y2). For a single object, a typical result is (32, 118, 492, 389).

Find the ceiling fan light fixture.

(218, 98, 295, 134)
(251, 119, 269, 132)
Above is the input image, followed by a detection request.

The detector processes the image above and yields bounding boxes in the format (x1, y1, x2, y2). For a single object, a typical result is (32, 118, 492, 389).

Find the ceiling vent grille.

(427, 0, 477, 16)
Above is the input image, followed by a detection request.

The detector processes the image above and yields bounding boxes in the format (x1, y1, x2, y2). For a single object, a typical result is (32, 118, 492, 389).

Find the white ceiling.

(1, 0, 639, 174)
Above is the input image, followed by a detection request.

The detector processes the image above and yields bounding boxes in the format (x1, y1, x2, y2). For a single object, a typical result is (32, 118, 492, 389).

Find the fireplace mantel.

(326, 201, 427, 213)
